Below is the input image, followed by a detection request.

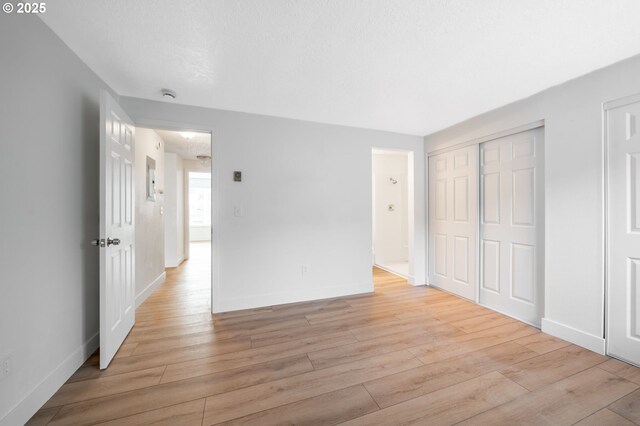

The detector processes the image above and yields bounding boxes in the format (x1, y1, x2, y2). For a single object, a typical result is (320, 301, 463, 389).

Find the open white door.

(98, 91, 136, 369)
(428, 145, 478, 300)
(607, 95, 640, 366)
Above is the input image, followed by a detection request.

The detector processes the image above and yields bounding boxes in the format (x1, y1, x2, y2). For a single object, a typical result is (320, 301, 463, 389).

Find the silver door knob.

(107, 238, 121, 246)
(91, 239, 106, 247)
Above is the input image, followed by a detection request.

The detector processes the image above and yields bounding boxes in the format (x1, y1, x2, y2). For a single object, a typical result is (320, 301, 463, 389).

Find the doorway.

(98, 90, 217, 368)
(153, 128, 213, 307)
(372, 149, 414, 280)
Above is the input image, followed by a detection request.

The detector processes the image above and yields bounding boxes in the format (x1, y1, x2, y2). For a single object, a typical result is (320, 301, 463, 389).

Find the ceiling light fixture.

(180, 132, 195, 140)
(161, 88, 176, 99)
(196, 155, 211, 165)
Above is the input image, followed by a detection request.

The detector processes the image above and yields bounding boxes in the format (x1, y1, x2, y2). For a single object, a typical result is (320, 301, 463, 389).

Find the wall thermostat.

(234, 171, 242, 182)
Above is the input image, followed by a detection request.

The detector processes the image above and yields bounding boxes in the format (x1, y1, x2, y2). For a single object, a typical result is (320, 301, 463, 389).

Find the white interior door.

(479, 127, 544, 326)
(428, 145, 478, 300)
(99, 91, 136, 369)
(607, 96, 640, 365)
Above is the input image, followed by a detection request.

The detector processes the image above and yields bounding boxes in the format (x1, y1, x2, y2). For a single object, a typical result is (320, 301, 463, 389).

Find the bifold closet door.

(428, 145, 478, 301)
(607, 97, 640, 365)
(479, 127, 544, 326)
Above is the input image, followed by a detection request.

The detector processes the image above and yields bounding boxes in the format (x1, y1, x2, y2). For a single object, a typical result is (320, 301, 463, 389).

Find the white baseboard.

(214, 283, 373, 313)
(135, 271, 166, 308)
(541, 318, 606, 355)
(0, 333, 99, 426)
(374, 264, 426, 286)
(374, 263, 409, 279)
(407, 276, 426, 286)
(164, 256, 185, 269)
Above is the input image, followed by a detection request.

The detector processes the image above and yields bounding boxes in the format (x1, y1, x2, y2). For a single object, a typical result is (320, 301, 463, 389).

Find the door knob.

(91, 239, 105, 247)
(91, 238, 120, 247)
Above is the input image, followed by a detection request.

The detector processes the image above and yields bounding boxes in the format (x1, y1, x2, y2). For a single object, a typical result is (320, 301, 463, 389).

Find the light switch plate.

(0, 355, 11, 383)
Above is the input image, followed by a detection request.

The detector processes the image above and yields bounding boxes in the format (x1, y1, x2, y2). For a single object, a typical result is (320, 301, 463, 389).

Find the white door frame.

(371, 148, 417, 284)
(426, 119, 545, 311)
(603, 91, 640, 364)
(133, 118, 218, 315)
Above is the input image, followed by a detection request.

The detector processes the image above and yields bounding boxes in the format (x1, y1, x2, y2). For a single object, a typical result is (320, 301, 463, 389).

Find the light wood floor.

(29, 243, 640, 425)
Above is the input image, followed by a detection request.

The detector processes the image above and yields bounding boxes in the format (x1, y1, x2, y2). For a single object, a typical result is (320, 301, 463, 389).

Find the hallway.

(28, 260, 640, 425)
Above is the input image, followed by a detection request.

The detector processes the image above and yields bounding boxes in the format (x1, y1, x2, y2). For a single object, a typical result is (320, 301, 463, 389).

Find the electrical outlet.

(302, 264, 310, 275)
(0, 355, 11, 383)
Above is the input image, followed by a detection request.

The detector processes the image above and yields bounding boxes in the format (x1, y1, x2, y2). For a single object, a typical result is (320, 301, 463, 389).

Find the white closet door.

(428, 146, 478, 301)
(608, 97, 640, 365)
(479, 127, 544, 326)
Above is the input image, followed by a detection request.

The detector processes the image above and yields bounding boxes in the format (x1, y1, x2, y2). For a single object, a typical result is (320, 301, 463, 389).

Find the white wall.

(373, 153, 409, 264)
(424, 53, 640, 354)
(0, 15, 114, 425)
(164, 152, 184, 267)
(134, 129, 166, 302)
(121, 97, 426, 312)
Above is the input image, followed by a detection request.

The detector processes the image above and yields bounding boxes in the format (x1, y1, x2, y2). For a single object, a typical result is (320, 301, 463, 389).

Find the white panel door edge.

(99, 91, 136, 369)
(606, 97, 640, 366)
(428, 145, 478, 301)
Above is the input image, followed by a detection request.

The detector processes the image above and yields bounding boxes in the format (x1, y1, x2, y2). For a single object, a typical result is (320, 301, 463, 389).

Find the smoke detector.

(161, 88, 176, 99)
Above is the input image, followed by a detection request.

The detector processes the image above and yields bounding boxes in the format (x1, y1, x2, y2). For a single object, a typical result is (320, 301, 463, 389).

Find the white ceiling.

(154, 129, 211, 161)
(41, 1, 640, 136)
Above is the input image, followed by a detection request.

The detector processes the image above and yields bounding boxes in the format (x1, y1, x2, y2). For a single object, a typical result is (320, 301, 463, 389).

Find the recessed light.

(180, 132, 195, 140)
(161, 88, 176, 99)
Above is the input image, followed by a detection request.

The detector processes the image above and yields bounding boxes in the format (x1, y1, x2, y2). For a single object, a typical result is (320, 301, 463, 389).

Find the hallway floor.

(28, 258, 640, 425)
(375, 261, 409, 278)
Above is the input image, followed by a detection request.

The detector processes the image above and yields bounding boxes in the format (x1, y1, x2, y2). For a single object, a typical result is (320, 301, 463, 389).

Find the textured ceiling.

(154, 129, 211, 161)
(41, 1, 640, 135)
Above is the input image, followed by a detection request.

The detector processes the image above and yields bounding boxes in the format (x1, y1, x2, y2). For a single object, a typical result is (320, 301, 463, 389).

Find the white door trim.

(132, 117, 219, 314)
(603, 92, 640, 111)
(603, 101, 611, 355)
(427, 119, 545, 157)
